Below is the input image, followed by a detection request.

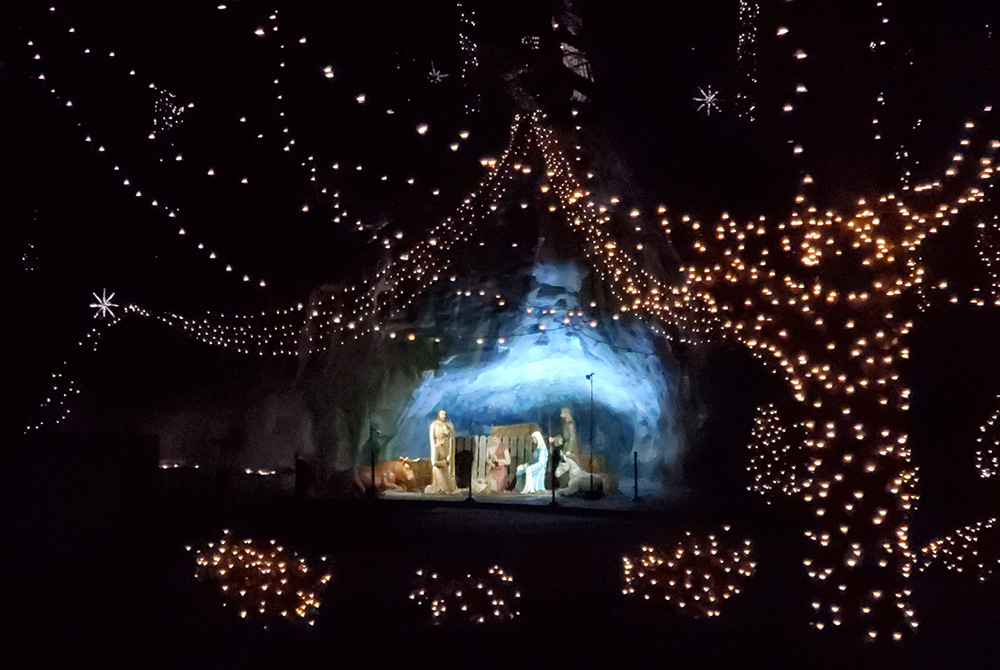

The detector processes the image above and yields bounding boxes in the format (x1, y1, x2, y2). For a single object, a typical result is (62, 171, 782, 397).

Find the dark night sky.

(2, 0, 999, 465)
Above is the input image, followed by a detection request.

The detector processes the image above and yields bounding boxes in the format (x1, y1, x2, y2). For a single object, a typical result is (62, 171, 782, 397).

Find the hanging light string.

(746, 403, 806, 503)
(774, 0, 813, 204)
(975, 396, 1000, 479)
(24, 316, 120, 433)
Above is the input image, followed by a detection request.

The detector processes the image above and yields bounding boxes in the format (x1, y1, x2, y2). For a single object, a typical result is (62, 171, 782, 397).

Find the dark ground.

(4, 438, 1000, 669)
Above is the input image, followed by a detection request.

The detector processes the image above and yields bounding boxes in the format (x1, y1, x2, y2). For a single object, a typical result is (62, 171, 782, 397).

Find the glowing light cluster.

(409, 565, 520, 625)
(975, 396, 1000, 479)
(190, 530, 331, 628)
(150, 86, 190, 137)
(746, 403, 805, 503)
(621, 526, 756, 618)
(975, 218, 1000, 307)
(920, 518, 1000, 583)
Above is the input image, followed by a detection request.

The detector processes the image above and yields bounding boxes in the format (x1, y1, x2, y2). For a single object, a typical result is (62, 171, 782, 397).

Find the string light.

(746, 403, 805, 503)
(736, 0, 759, 121)
(457, 2, 480, 114)
(975, 219, 1000, 306)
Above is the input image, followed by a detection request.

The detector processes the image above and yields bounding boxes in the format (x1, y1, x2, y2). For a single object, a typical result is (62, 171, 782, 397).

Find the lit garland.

(22, 241, 39, 272)
(975, 218, 1000, 306)
(254, 10, 321, 184)
(920, 518, 1000, 583)
(975, 396, 1000, 479)
(869, 0, 891, 147)
(774, 0, 811, 171)
(747, 403, 805, 503)
(25, 292, 609, 431)
(735, 0, 759, 121)
(409, 565, 520, 625)
(621, 526, 756, 619)
(25, 316, 117, 433)
(457, 1, 480, 114)
(190, 530, 331, 628)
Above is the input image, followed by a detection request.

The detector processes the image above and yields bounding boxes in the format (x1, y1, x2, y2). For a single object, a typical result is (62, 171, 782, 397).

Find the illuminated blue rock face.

(387, 263, 682, 491)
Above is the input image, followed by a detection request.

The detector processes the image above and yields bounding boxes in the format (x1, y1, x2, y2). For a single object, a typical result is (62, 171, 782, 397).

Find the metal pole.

(511, 450, 518, 492)
(549, 444, 557, 506)
(467, 438, 474, 502)
(586, 373, 594, 494)
(368, 407, 376, 499)
(548, 413, 557, 505)
(633, 451, 642, 503)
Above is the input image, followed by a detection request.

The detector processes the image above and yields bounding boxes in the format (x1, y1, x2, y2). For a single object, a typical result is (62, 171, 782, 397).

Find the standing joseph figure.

(426, 409, 457, 494)
(556, 407, 579, 459)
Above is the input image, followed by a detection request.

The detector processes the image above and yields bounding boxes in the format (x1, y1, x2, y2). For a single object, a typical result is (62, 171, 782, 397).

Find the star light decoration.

(622, 526, 756, 618)
(89, 289, 117, 319)
(427, 61, 449, 83)
(693, 86, 722, 116)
